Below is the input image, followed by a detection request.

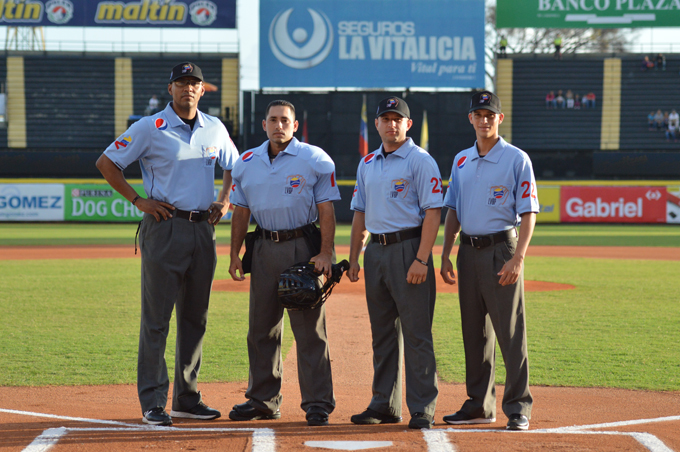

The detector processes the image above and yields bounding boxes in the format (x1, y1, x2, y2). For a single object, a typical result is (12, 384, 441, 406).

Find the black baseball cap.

(469, 91, 501, 115)
(169, 62, 204, 82)
(376, 96, 410, 119)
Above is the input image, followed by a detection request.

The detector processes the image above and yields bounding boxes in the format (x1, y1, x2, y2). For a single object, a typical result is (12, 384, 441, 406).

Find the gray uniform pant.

(363, 238, 439, 418)
(245, 236, 335, 415)
(456, 237, 533, 419)
(137, 213, 216, 413)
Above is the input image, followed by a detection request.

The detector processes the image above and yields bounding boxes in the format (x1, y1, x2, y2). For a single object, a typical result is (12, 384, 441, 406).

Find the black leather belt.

(371, 226, 422, 246)
(460, 229, 517, 249)
(175, 209, 210, 222)
(260, 224, 315, 242)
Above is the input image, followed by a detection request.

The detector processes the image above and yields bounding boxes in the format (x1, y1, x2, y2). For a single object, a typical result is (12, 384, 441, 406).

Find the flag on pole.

(421, 110, 429, 151)
(359, 95, 369, 157)
(301, 110, 309, 143)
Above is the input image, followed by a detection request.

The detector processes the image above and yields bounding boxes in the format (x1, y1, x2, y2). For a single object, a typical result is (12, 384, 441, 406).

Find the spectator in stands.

(499, 35, 508, 58)
(555, 90, 565, 109)
(641, 56, 655, 71)
(586, 92, 596, 109)
(565, 90, 574, 109)
(581, 93, 589, 109)
(663, 111, 670, 130)
(145, 95, 159, 116)
(574, 94, 581, 110)
(667, 109, 679, 141)
(654, 109, 664, 130)
(545, 91, 556, 109)
(554, 35, 562, 60)
(648, 111, 656, 130)
(656, 54, 666, 71)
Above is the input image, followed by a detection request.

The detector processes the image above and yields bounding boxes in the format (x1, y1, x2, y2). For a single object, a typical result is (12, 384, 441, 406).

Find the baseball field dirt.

(1, 245, 679, 451)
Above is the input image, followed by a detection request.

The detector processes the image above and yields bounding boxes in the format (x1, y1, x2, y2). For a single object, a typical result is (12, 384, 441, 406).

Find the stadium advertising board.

(260, 0, 485, 88)
(65, 184, 144, 222)
(536, 185, 560, 223)
(497, 0, 680, 28)
(63, 184, 232, 222)
(0, 184, 64, 221)
(0, 0, 235, 28)
(560, 186, 667, 223)
(667, 186, 680, 224)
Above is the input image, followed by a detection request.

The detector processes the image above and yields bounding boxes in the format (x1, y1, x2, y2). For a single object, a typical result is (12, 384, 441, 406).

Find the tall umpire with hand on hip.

(440, 91, 538, 431)
(348, 97, 442, 430)
(96, 62, 239, 426)
(228, 100, 340, 426)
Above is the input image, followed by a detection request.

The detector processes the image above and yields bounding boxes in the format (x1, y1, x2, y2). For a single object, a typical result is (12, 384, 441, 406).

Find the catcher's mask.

(278, 260, 349, 311)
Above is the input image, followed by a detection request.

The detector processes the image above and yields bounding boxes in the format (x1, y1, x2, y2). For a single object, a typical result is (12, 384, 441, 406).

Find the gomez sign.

(561, 186, 666, 223)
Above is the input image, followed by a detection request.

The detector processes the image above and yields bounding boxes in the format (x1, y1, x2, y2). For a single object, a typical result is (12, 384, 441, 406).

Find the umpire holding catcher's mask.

(97, 62, 238, 426)
(228, 100, 340, 426)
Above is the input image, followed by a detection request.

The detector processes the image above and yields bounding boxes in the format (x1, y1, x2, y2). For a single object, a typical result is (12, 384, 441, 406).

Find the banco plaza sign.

(497, 0, 680, 28)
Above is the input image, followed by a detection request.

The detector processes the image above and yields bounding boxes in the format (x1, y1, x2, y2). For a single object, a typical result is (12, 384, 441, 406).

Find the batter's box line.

(434, 429, 673, 452)
(0, 408, 276, 452)
(537, 414, 680, 433)
(432, 415, 680, 452)
(22, 427, 275, 452)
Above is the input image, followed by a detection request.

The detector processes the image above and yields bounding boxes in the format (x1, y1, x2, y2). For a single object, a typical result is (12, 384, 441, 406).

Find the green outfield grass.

(0, 257, 292, 386)
(434, 256, 680, 391)
(0, 223, 679, 390)
(1, 222, 679, 247)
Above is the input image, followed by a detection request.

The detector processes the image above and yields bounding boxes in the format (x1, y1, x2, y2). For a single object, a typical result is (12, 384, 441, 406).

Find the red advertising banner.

(561, 186, 667, 223)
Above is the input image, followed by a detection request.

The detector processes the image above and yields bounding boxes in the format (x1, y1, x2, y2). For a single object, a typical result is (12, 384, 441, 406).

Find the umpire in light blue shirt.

(96, 62, 239, 426)
(441, 91, 539, 431)
(228, 100, 340, 427)
(348, 97, 442, 430)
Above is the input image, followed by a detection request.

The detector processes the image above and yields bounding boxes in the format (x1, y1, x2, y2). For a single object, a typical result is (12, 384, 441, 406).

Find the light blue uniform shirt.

(104, 103, 238, 211)
(351, 138, 443, 234)
(230, 137, 340, 231)
(444, 137, 539, 235)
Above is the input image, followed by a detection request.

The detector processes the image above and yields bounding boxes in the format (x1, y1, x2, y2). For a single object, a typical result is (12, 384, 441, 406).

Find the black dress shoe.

(143, 407, 172, 426)
(443, 410, 496, 425)
(506, 413, 529, 430)
(170, 401, 221, 420)
(408, 412, 434, 429)
(306, 406, 329, 426)
(228, 402, 281, 421)
(350, 408, 402, 425)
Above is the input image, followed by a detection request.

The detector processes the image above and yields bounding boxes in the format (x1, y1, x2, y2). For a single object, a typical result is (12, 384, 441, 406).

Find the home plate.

(305, 441, 393, 450)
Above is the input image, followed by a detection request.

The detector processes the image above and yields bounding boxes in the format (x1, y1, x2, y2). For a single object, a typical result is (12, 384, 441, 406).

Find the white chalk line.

(437, 414, 680, 452)
(1, 408, 275, 452)
(4, 408, 678, 452)
(537, 414, 680, 432)
(423, 429, 457, 452)
(21, 427, 276, 452)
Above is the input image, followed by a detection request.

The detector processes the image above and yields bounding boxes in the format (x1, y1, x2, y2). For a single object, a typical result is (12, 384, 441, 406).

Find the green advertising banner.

(497, 0, 680, 28)
(65, 184, 145, 222)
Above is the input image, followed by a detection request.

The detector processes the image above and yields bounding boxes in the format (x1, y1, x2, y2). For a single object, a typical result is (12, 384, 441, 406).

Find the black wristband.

(414, 257, 428, 267)
(131, 195, 141, 205)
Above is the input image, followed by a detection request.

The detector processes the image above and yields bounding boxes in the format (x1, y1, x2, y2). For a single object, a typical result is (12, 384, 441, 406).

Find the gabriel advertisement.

(561, 186, 667, 223)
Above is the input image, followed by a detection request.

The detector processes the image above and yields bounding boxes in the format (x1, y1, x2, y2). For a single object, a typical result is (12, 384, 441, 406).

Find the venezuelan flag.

(359, 94, 368, 157)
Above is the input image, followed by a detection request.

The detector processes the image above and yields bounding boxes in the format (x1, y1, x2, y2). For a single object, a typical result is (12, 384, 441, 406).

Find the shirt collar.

(164, 102, 205, 129)
(254, 137, 301, 162)
(377, 137, 416, 159)
(471, 136, 508, 164)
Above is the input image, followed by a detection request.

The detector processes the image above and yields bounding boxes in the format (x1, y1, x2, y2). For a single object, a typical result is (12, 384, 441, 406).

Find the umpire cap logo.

(269, 8, 334, 69)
